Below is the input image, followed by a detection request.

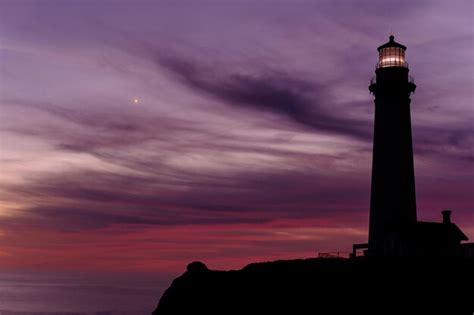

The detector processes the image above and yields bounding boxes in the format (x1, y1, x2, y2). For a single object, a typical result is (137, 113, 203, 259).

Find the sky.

(0, 0, 473, 308)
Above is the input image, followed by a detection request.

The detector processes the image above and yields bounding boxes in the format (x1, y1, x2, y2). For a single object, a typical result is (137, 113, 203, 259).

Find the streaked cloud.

(0, 0, 472, 275)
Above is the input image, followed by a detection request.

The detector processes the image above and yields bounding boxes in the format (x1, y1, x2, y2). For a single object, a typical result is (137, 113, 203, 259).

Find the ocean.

(0, 271, 171, 315)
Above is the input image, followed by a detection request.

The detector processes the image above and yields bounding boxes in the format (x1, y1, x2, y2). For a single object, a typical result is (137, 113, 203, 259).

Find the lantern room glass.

(377, 47, 407, 68)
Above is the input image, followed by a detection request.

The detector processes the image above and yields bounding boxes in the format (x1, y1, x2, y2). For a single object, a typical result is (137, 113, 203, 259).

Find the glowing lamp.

(376, 35, 408, 68)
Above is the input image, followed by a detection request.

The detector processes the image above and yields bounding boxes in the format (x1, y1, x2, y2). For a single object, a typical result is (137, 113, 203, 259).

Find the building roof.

(409, 221, 469, 242)
(377, 35, 407, 51)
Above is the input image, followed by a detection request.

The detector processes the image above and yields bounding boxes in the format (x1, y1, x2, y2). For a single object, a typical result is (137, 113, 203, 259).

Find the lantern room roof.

(377, 35, 407, 51)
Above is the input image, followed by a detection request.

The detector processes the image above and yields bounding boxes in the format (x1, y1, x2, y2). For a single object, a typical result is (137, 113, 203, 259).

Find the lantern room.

(376, 35, 408, 68)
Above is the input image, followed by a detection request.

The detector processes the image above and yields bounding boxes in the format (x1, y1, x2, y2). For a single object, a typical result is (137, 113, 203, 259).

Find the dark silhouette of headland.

(152, 36, 474, 315)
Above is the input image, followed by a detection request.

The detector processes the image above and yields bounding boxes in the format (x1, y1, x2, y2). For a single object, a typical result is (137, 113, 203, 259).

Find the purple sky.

(0, 0, 473, 304)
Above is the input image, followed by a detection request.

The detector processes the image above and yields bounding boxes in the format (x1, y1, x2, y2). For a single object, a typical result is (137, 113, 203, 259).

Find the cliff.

(153, 258, 474, 315)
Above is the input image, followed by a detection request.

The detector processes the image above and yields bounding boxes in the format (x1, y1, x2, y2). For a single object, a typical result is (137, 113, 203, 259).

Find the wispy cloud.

(157, 56, 372, 140)
(0, 0, 472, 275)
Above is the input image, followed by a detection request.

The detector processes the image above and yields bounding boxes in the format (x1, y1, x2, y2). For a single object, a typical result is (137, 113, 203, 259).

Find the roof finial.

(390, 28, 394, 41)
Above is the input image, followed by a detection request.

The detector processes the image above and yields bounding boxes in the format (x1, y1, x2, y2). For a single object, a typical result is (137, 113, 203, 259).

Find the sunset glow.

(0, 1, 472, 313)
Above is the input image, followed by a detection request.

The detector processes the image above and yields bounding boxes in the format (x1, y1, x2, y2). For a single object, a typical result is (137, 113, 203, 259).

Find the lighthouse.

(354, 36, 470, 257)
(367, 35, 417, 255)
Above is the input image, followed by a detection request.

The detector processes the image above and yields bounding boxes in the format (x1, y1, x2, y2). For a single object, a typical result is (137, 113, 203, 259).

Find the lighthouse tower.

(367, 35, 417, 255)
(350, 35, 469, 257)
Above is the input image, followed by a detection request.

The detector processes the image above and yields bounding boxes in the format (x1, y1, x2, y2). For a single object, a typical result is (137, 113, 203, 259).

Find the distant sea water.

(0, 271, 172, 315)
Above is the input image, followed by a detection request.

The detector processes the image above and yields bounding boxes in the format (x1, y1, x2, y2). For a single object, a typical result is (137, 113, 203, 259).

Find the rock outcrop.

(153, 257, 474, 315)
